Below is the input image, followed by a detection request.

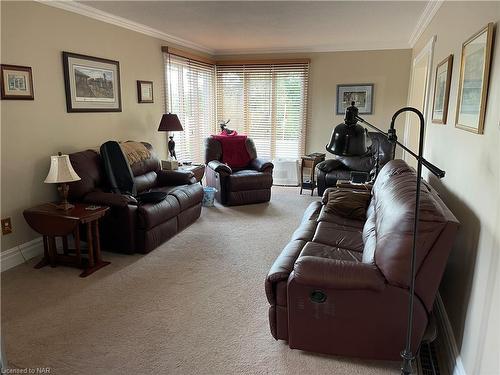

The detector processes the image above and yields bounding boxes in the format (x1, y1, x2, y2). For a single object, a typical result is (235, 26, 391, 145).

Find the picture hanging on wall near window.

(455, 23, 494, 134)
(336, 84, 373, 115)
(63, 52, 122, 112)
(0, 64, 34, 100)
(432, 55, 453, 124)
(137, 80, 154, 103)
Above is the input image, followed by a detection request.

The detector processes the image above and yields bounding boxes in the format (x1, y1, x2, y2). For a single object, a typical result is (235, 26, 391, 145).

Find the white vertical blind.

(216, 63, 309, 159)
(164, 53, 216, 163)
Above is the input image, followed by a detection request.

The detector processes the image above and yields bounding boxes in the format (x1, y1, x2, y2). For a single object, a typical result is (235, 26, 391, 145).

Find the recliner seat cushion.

(167, 183, 204, 210)
(137, 194, 180, 229)
(312, 221, 365, 252)
(227, 170, 273, 191)
(300, 241, 362, 262)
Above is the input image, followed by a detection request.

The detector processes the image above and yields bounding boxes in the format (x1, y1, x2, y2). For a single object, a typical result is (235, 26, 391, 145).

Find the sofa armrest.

(157, 169, 196, 186)
(316, 159, 345, 173)
(83, 190, 138, 207)
(249, 158, 274, 172)
(207, 160, 232, 175)
(265, 239, 307, 304)
(292, 256, 386, 292)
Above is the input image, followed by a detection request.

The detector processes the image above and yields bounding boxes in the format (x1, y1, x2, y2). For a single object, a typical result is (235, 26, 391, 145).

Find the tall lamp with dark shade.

(158, 113, 183, 160)
(326, 102, 445, 375)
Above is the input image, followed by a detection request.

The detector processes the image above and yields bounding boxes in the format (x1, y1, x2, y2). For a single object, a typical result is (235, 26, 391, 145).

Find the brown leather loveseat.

(68, 142, 203, 254)
(265, 160, 459, 360)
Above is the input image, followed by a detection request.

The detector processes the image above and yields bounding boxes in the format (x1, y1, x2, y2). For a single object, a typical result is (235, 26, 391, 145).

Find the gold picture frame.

(455, 23, 495, 134)
(432, 55, 453, 124)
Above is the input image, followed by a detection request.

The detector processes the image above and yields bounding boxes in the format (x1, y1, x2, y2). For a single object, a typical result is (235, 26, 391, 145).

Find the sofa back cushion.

(127, 142, 160, 193)
(205, 137, 258, 166)
(362, 160, 450, 289)
(68, 149, 106, 200)
(68, 142, 161, 198)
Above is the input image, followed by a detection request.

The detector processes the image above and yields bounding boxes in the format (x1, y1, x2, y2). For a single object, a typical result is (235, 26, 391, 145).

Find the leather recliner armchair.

(316, 132, 395, 195)
(68, 142, 203, 254)
(205, 137, 274, 206)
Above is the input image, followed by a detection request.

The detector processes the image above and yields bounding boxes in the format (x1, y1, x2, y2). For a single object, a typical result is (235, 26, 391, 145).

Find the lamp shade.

(158, 113, 183, 132)
(44, 154, 81, 184)
(326, 102, 368, 156)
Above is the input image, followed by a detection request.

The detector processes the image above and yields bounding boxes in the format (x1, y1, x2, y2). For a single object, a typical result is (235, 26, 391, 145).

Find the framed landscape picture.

(336, 84, 374, 115)
(432, 55, 453, 124)
(455, 23, 494, 134)
(1, 64, 34, 100)
(137, 80, 154, 103)
(62, 52, 122, 112)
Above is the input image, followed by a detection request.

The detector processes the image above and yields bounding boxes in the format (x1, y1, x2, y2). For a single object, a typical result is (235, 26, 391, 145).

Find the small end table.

(23, 203, 110, 277)
(300, 153, 325, 195)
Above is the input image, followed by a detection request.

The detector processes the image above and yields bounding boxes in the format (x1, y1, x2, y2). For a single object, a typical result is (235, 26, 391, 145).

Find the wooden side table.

(300, 153, 326, 195)
(23, 203, 110, 277)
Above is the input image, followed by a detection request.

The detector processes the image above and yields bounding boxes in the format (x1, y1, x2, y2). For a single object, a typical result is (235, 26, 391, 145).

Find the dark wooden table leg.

(80, 220, 109, 277)
(86, 222, 94, 268)
(93, 220, 101, 263)
(34, 235, 50, 269)
(74, 227, 82, 267)
(48, 236, 57, 267)
(62, 236, 69, 255)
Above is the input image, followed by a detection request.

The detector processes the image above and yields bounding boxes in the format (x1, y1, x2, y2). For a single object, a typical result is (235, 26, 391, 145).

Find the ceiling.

(73, 1, 433, 55)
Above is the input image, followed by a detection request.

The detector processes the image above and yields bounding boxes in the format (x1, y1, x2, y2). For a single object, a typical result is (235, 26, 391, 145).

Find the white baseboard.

(435, 293, 467, 375)
(1, 237, 44, 272)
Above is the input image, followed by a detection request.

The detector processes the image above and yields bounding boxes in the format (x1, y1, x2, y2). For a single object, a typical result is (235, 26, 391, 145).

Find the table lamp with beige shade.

(44, 152, 81, 210)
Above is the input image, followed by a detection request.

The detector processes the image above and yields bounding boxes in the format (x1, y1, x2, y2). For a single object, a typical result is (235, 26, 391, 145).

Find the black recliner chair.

(316, 132, 395, 196)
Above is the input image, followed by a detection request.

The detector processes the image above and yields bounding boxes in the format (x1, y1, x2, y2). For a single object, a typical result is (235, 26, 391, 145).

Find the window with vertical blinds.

(164, 53, 216, 163)
(216, 63, 309, 159)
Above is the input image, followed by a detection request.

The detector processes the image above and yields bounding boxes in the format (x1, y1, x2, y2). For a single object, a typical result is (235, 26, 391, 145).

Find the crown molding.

(35, 0, 216, 55)
(408, 0, 443, 47)
(213, 42, 411, 56)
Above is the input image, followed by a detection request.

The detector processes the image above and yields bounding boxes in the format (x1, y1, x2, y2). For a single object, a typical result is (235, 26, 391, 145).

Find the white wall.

(1, 1, 169, 251)
(413, 2, 500, 374)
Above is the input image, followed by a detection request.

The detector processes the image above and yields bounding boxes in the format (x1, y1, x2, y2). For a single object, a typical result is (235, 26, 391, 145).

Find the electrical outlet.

(1, 218, 12, 235)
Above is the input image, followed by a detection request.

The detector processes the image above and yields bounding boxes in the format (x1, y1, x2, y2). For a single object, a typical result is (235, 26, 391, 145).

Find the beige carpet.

(1, 187, 399, 374)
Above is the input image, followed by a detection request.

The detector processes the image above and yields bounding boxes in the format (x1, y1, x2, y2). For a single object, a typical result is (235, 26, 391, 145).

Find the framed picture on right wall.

(455, 22, 494, 134)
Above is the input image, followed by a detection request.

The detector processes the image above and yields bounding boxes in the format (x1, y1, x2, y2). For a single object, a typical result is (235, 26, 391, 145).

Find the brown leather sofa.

(316, 132, 395, 196)
(265, 159, 459, 360)
(205, 137, 273, 206)
(68, 142, 203, 254)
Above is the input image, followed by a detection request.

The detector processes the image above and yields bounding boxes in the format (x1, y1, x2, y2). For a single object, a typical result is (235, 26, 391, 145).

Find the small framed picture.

(432, 55, 453, 124)
(336, 84, 374, 115)
(63, 51, 122, 112)
(455, 23, 494, 134)
(137, 80, 154, 103)
(1, 64, 34, 100)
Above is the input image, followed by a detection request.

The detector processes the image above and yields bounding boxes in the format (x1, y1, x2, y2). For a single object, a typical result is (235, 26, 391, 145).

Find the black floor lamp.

(326, 102, 445, 375)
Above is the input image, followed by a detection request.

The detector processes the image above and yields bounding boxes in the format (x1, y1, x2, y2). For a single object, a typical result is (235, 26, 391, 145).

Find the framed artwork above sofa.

(62, 51, 122, 112)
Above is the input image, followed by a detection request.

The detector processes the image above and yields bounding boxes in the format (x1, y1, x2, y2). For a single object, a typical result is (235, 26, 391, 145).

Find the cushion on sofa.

(167, 184, 204, 210)
(324, 189, 372, 220)
(299, 241, 362, 262)
(312, 221, 365, 252)
(137, 194, 180, 229)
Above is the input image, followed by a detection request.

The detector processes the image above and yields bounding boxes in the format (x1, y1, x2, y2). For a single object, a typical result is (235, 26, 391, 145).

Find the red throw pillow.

(211, 134, 251, 168)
